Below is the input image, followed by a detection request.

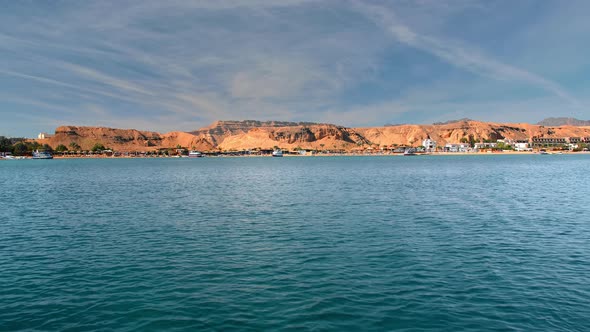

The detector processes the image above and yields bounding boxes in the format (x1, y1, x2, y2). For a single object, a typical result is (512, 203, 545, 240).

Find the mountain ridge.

(537, 117, 590, 126)
(36, 120, 590, 152)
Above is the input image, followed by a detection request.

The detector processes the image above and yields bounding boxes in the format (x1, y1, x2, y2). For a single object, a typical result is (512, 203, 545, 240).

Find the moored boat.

(188, 150, 203, 158)
(272, 149, 283, 157)
(32, 150, 53, 159)
(403, 148, 417, 156)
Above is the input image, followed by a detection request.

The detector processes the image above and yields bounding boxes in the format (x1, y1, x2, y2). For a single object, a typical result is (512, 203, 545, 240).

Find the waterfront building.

(566, 137, 590, 144)
(422, 137, 437, 152)
(444, 143, 470, 152)
(474, 142, 497, 150)
(514, 142, 531, 151)
(530, 136, 590, 148)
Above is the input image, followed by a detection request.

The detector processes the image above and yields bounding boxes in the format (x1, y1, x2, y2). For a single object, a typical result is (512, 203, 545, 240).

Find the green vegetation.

(55, 144, 68, 152)
(91, 143, 107, 152)
(69, 142, 81, 150)
(573, 143, 589, 152)
(0, 136, 13, 152)
(496, 142, 514, 150)
(42, 144, 53, 152)
(0, 136, 56, 155)
(12, 142, 28, 155)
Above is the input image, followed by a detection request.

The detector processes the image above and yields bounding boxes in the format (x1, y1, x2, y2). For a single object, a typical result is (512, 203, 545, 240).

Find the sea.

(1, 155, 590, 331)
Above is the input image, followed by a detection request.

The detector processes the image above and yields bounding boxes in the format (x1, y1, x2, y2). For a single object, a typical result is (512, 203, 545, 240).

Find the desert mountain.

(537, 117, 590, 126)
(37, 120, 590, 152)
(47, 126, 163, 151)
(190, 120, 370, 150)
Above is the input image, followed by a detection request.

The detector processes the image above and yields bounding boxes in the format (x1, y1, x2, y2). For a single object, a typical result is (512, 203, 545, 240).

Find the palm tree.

(69, 142, 80, 151)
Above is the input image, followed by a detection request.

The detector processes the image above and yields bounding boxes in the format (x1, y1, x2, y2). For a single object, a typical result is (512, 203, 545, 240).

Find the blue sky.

(1, 0, 589, 137)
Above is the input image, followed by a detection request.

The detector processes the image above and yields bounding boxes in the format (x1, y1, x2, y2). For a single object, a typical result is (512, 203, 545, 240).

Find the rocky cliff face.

(189, 120, 370, 150)
(37, 120, 590, 152)
(217, 125, 371, 150)
(357, 120, 532, 146)
(47, 126, 165, 151)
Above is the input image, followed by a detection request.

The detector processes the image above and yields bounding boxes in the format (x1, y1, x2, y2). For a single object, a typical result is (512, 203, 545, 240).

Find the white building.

(422, 138, 437, 152)
(474, 142, 498, 150)
(37, 132, 52, 139)
(514, 142, 531, 151)
(444, 143, 471, 152)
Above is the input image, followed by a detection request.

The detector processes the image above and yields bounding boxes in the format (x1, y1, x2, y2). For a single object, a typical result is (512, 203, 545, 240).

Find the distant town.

(2, 133, 589, 159)
(2, 118, 590, 158)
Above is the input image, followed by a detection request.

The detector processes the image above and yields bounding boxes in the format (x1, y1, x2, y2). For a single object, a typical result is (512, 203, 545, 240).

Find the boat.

(188, 150, 203, 158)
(32, 150, 53, 159)
(539, 149, 549, 155)
(403, 148, 417, 156)
(272, 149, 283, 157)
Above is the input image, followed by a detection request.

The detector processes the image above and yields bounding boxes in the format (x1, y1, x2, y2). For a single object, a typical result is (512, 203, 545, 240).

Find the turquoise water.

(1, 155, 590, 331)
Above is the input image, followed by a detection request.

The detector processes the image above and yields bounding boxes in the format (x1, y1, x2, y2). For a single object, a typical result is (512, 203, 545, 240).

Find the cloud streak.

(352, 1, 581, 107)
(1, 0, 588, 137)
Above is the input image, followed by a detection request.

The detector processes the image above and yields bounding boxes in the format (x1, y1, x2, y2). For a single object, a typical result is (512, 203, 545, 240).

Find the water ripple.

(1, 156, 590, 331)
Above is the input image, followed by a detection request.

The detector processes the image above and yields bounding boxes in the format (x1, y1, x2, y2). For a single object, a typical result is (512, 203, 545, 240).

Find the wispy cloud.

(58, 63, 155, 96)
(351, 1, 581, 107)
(1, 0, 588, 137)
(1, 0, 376, 135)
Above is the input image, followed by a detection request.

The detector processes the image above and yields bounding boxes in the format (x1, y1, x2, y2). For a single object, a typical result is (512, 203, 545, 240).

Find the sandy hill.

(357, 120, 531, 146)
(360, 119, 590, 147)
(36, 120, 590, 152)
(216, 124, 370, 151)
(39, 126, 214, 152)
(43, 126, 163, 152)
(160, 131, 215, 151)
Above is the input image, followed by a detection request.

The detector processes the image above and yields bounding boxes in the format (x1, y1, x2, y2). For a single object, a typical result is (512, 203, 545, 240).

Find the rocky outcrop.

(357, 120, 532, 146)
(160, 131, 215, 151)
(37, 120, 590, 152)
(47, 126, 165, 151)
(215, 124, 371, 150)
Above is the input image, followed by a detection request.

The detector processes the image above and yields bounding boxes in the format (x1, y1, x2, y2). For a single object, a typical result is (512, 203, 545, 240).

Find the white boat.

(188, 150, 203, 158)
(272, 149, 283, 157)
(403, 148, 417, 156)
(32, 150, 53, 159)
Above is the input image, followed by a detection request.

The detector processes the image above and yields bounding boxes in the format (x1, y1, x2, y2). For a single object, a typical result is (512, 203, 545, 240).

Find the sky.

(1, 0, 589, 137)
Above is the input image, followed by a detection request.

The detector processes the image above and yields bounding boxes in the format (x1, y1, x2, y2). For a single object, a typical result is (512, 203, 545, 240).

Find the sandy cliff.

(357, 120, 532, 146)
(37, 120, 590, 152)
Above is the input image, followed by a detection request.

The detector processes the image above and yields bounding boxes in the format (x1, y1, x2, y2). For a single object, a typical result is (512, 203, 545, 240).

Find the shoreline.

(3, 150, 589, 160)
